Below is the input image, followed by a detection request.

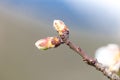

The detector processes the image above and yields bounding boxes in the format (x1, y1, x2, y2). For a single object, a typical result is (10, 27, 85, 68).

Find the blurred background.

(0, 0, 120, 80)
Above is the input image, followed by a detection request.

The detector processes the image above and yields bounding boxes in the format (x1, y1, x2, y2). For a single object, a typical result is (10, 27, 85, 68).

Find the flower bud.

(53, 20, 69, 35)
(35, 37, 61, 50)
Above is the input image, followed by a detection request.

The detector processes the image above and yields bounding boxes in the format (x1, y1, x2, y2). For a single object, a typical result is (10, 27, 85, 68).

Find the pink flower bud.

(35, 37, 61, 50)
(53, 20, 69, 35)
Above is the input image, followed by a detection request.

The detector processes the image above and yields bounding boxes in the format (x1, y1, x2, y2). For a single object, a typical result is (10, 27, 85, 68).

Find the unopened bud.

(53, 20, 69, 35)
(35, 37, 61, 50)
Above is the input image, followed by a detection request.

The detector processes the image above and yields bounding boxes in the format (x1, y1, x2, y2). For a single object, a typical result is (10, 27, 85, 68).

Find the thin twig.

(61, 37, 120, 80)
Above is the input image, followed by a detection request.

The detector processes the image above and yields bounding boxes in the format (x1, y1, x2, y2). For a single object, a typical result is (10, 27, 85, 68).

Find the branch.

(35, 20, 120, 80)
(63, 38, 120, 80)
